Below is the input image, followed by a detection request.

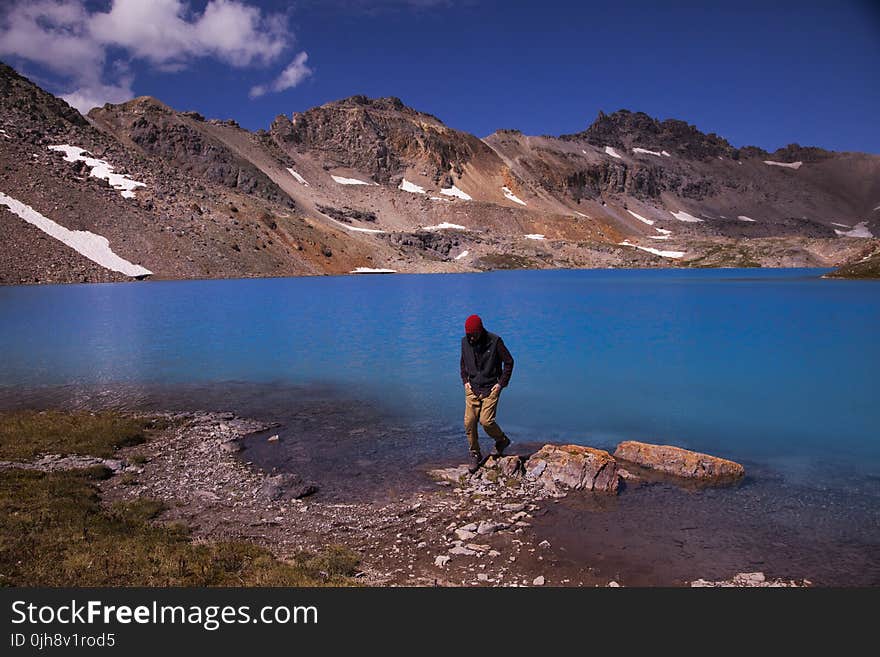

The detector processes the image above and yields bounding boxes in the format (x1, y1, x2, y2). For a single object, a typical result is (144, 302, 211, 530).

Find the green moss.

(0, 410, 154, 460)
(116, 472, 139, 486)
(0, 468, 358, 587)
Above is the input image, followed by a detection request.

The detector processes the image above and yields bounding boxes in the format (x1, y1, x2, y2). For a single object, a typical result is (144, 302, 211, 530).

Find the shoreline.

(96, 410, 821, 587)
(0, 263, 855, 288)
(2, 395, 877, 586)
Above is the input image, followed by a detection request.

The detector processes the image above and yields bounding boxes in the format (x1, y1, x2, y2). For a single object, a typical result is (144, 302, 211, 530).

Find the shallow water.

(1, 269, 878, 582)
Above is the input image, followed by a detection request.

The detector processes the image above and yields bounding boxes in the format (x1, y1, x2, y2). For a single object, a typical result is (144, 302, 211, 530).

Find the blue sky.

(2, 0, 879, 153)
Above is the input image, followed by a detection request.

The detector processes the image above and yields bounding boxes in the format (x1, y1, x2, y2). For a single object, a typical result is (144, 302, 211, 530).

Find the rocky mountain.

(1, 60, 877, 285)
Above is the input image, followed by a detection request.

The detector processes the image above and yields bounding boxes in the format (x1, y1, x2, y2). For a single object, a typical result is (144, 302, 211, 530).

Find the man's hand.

(464, 382, 473, 395)
(491, 384, 501, 396)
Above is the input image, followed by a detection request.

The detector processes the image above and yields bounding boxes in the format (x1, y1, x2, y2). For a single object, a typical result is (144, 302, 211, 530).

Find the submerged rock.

(260, 473, 318, 500)
(613, 440, 744, 482)
(524, 444, 619, 495)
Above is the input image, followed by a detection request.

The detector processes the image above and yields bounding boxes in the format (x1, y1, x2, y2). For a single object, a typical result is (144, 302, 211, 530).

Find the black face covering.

(467, 331, 482, 346)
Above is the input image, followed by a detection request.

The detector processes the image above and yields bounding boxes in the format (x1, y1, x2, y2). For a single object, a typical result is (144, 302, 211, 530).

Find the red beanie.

(465, 314, 483, 334)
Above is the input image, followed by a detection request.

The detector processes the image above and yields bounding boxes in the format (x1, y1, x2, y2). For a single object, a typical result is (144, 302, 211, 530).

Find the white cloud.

(89, 0, 287, 68)
(61, 78, 136, 114)
(0, 0, 295, 113)
(249, 52, 313, 98)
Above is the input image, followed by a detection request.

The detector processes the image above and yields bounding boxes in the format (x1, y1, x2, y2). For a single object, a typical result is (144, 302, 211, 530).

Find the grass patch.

(0, 410, 155, 460)
(0, 468, 358, 586)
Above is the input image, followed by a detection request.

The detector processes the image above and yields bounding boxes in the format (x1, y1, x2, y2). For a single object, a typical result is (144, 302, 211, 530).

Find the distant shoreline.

(1, 263, 858, 288)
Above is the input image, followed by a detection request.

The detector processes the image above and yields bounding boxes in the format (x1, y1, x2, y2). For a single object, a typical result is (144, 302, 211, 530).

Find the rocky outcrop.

(270, 95, 503, 185)
(613, 440, 744, 482)
(316, 204, 377, 224)
(383, 230, 462, 259)
(524, 444, 619, 495)
(562, 109, 736, 160)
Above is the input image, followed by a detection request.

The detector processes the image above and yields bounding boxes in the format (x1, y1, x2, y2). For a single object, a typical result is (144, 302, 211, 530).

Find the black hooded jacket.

(460, 331, 514, 396)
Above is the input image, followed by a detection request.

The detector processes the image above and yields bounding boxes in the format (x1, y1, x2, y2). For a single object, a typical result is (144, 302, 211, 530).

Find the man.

(460, 314, 514, 473)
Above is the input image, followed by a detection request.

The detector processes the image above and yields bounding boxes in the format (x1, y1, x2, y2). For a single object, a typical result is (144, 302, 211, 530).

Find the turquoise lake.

(1, 267, 877, 485)
(2, 267, 878, 583)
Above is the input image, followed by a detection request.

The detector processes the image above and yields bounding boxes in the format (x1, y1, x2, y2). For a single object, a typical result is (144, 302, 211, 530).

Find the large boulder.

(524, 444, 619, 495)
(260, 473, 318, 500)
(613, 441, 744, 482)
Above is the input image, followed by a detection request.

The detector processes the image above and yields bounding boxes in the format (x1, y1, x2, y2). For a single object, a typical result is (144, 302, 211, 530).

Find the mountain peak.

(562, 109, 736, 160)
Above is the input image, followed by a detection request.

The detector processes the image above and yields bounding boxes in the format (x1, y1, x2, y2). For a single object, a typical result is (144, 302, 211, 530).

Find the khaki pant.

(464, 387, 507, 454)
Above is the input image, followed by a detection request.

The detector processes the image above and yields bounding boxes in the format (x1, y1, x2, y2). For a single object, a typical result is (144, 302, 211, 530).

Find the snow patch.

(0, 129, 8, 138)
(873, 205, 880, 212)
(619, 240, 685, 259)
(48, 145, 146, 199)
(455, 250, 469, 260)
(286, 168, 309, 186)
(627, 210, 654, 226)
(0, 191, 152, 276)
(422, 222, 469, 231)
(834, 222, 873, 238)
(661, 150, 671, 157)
(633, 147, 662, 157)
(764, 160, 803, 170)
(331, 175, 375, 186)
(604, 146, 622, 159)
(831, 222, 850, 228)
(524, 234, 545, 240)
(327, 218, 384, 234)
(429, 196, 451, 202)
(399, 179, 426, 194)
(440, 185, 472, 201)
(648, 227, 673, 240)
(737, 215, 756, 222)
(501, 186, 526, 206)
(670, 210, 704, 223)
(574, 211, 588, 218)
(350, 267, 396, 274)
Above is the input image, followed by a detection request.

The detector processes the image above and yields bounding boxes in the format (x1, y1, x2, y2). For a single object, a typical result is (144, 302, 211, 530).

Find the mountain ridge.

(1, 60, 877, 284)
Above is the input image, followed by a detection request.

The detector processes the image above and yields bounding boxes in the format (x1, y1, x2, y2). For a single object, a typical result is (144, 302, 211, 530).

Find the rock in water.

(613, 440, 744, 482)
(524, 444, 619, 495)
(260, 473, 319, 500)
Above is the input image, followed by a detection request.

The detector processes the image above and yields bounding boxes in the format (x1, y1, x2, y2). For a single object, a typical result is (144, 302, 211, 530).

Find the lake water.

(1, 268, 878, 583)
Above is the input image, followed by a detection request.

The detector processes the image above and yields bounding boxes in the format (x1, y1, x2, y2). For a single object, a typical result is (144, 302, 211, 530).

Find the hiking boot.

(492, 436, 511, 457)
(468, 451, 483, 474)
